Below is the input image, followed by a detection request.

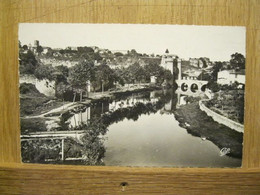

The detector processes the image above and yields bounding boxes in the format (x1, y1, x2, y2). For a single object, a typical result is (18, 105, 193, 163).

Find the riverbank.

(199, 100, 244, 133)
(20, 83, 163, 133)
(174, 101, 243, 158)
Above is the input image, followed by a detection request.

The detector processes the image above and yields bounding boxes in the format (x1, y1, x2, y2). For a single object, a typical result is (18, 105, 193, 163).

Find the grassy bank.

(20, 118, 48, 134)
(174, 101, 243, 158)
(20, 83, 67, 117)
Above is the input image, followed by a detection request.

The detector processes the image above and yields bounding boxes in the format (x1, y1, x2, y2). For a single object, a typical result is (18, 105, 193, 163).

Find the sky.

(19, 23, 246, 61)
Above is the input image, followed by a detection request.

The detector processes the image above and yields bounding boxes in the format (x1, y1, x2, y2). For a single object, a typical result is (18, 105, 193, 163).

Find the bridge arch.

(176, 79, 208, 93)
(201, 84, 207, 92)
(181, 83, 188, 91)
(190, 83, 198, 93)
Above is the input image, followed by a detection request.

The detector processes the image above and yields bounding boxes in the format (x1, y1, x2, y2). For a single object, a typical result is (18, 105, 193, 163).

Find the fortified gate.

(160, 50, 208, 93)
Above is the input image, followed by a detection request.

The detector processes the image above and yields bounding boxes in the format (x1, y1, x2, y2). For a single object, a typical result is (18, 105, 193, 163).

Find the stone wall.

(199, 100, 244, 133)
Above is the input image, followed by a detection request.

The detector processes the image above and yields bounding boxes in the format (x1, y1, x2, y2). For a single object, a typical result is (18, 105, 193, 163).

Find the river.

(67, 89, 241, 167)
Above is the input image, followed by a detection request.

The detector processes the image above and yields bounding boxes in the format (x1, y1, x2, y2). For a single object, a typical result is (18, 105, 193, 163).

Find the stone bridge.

(159, 51, 208, 93)
(176, 79, 208, 93)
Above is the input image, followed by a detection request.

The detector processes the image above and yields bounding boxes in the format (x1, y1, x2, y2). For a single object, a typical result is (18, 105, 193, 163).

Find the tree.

(144, 61, 163, 77)
(22, 45, 28, 50)
(36, 46, 43, 55)
(162, 70, 173, 84)
(130, 49, 137, 55)
(93, 52, 103, 61)
(114, 52, 124, 57)
(230, 53, 245, 70)
(199, 58, 207, 68)
(77, 47, 94, 53)
(34, 64, 55, 81)
(127, 49, 138, 57)
(211, 61, 223, 81)
(59, 49, 65, 55)
(46, 48, 54, 57)
(113, 68, 126, 85)
(197, 70, 211, 81)
(55, 65, 69, 83)
(55, 65, 69, 77)
(68, 61, 94, 88)
(19, 50, 38, 74)
(207, 80, 220, 92)
(126, 63, 146, 83)
(235, 92, 244, 123)
(92, 65, 119, 91)
(144, 60, 174, 84)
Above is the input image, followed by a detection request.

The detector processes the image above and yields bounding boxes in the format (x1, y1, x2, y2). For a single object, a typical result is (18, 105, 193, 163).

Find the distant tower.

(160, 49, 182, 80)
(34, 40, 39, 47)
(160, 49, 175, 74)
(28, 43, 32, 50)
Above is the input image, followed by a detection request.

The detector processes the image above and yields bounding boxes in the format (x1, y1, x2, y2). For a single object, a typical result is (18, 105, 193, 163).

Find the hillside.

(36, 47, 162, 68)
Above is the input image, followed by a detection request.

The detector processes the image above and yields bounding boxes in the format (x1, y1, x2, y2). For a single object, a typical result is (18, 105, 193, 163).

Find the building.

(189, 58, 199, 67)
(189, 57, 211, 68)
(28, 40, 47, 54)
(111, 50, 128, 55)
(150, 76, 157, 83)
(217, 70, 245, 85)
(65, 46, 78, 51)
(222, 61, 231, 69)
(160, 50, 181, 78)
(182, 70, 201, 80)
(89, 46, 99, 53)
(42, 47, 51, 54)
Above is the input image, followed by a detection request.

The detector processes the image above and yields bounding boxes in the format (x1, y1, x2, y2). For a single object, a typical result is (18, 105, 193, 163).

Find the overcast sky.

(19, 23, 246, 61)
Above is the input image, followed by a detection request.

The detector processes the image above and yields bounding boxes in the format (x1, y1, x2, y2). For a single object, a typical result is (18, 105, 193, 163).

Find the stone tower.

(160, 50, 181, 78)
(34, 40, 39, 47)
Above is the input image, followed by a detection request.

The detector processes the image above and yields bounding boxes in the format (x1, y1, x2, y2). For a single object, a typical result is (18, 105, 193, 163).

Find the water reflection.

(69, 108, 91, 127)
(68, 90, 175, 129)
(60, 90, 178, 165)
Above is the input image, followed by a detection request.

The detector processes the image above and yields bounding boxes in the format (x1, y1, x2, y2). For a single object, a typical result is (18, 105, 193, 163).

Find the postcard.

(19, 23, 245, 167)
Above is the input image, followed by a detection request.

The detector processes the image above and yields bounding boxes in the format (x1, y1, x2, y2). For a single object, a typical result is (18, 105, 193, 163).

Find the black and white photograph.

(19, 24, 245, 167)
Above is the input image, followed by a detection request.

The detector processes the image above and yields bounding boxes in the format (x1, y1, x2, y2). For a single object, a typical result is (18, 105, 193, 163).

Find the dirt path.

(23, 102, 77, 119)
